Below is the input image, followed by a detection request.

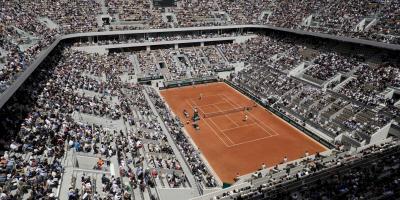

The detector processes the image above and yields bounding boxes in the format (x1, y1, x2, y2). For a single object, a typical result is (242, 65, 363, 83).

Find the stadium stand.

(0, 0, 400, 199)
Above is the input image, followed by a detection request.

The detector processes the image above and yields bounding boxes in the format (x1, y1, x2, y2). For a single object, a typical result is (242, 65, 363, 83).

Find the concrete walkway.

(97, 0, 108, 15)
(38, 17, 59, 29)
(128, 54, 142, 76)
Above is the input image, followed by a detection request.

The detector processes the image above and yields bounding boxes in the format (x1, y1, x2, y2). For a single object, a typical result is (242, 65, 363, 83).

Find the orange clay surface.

(160, 82, 327, 183)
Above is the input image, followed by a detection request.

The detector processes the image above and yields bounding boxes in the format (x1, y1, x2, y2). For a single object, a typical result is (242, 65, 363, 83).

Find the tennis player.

(183, 109, 189, 118)
(243, 113, 248, 121)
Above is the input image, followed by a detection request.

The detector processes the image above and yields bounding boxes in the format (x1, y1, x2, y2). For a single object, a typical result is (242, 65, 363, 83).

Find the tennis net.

(203, 106, 248, 118)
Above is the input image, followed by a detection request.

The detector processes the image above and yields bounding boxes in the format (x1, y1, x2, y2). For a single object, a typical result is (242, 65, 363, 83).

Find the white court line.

(224, 114, 240, 127)
(229, 134, 275, 147)
(189, 100, 227, 107)
(188, 98, 198, 107)
(254, 122, 274, 137)
(221, 94, 280, 137)
(219, 94, 280, 136)
(188, 94, 226, 106)
(211, 115, 273, 147)
(188, 97, 233, 116)
(223, 88, 314, 139)
(220, 123, 258, 132)
(248, 112, 280, 136)
(212, 104, 240, 127)
(190, 100, 229, 108)
(185, 100, 232, 148)
(191, 94, 224, 100)
(203, 104, 245, 118)
(188, 92, 276, 147)
(188, 95, 273, 147)
(188, 99, 208, 117)
(187, 98, 209, 119)
(191, 98, 264, 146)
(208, 117, 235, 145)
(196, 103, 244, 118)
(210, 95, 273, 140)
(189, 99, 237, 146)
(202, 117, 233, 148)
(222, 119, 272, 138)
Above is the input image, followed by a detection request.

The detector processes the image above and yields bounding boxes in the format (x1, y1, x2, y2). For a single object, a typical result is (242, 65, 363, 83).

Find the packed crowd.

(115, 92, 191, 190)
(72, 32, 248, 47)
(0, 3, 399, 197)
(344, 108, 391, 137)
(1, 0, 399, 103)
(306, 1, 382, 33)
(266, 0, 320, 29)
(0, 42, 26, 92)
(67, 172, 127, 200)
(106, 0, 168, 29)
(238, 66, 376, 142)
(136, 46, 229, 81)
(289, 153, 400, 199)
(270, 45, 306, 72)
(219, 0, 270, 25)
(159, 49, 188, 80)
(137, 51, 162, 78)
(0, 23, 58, 93)
(219, 35, 308, 71)
(0, 45, 176, 199)
(366, 0, 400, 43)
(235, 65, 300, 100)
(0, 48, 69, 199)
(0, 0, 100, 94)
(174, 0, 221, 28)
(102, 0, 400, 43)
(212, 140, 400, 199)
(304, 53, 365, 81)
(0, 41, 221, 198)
(0, 153, 64, 199)
(217, 34, 397, 145)
(338, 63, 400, 107)
(147, 87, 218, 187)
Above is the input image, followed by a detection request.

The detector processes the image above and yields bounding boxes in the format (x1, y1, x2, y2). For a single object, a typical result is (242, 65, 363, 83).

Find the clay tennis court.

(160, 82, 327, 183)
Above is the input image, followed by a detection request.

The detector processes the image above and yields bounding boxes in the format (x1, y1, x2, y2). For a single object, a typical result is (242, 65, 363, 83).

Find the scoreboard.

(153, 0, 176, 7)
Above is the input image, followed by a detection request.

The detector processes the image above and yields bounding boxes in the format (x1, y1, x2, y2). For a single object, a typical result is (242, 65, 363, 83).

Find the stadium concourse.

(0, 0, 400, 200)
